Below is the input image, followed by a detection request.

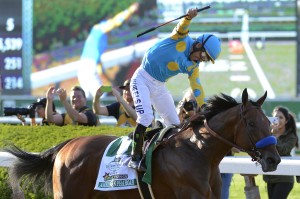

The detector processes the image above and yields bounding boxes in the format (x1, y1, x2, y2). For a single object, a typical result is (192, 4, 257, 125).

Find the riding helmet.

(196, 34, 221, 64)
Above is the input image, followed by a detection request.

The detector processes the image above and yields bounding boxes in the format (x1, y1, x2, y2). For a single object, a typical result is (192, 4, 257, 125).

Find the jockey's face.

(70, 90, 86, 110)
(189, 43, 211, 63)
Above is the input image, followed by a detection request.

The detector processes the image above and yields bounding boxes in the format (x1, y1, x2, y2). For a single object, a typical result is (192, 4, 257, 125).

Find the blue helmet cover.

(196, 34, 221, 64)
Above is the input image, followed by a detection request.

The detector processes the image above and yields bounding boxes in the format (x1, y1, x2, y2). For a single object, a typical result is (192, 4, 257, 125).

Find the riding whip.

(137, 5, 211, 37)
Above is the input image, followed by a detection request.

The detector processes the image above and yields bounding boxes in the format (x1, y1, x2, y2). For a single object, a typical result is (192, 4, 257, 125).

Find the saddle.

(127, 117, 204, 162)
(127, 120, 175, 158)
(127, 120, 164, 140)
(129, 121, 176, 199)
(128, 117, 205, 199)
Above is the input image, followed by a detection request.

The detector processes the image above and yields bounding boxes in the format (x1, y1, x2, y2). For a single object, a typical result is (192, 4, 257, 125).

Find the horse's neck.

(208, 107, 240, 141)
(202, 108, 240, 163)
(171, 127, 231, 167)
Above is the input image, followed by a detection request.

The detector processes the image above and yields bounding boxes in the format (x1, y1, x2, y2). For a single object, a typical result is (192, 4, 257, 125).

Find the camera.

(183, 101, 197, 112)
(4, 103, 37, 118)
(100, 86, 112, 92)
(268, 117, 279, 125)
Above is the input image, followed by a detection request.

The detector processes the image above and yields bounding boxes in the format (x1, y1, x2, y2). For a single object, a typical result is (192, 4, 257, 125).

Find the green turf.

(230, 174, 300, 199)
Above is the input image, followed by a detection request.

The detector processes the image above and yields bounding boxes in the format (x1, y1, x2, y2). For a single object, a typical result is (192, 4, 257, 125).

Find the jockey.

(128, 8, 221, 170)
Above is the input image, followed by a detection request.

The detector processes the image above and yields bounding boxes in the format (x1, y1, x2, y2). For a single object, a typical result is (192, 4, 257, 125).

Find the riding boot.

(128, 123, 147, 171)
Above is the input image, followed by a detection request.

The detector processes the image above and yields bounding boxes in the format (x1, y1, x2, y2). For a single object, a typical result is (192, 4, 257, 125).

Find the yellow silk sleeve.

(170, 18, 191, 40)
(188, 69, 205, 107)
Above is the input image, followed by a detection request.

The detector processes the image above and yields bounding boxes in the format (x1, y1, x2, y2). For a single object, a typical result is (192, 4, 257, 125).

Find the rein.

(166, 104, 275, 163)
(204, 120, 249, 154)
(204, 104, 270, 162)
(165, 113, 202, 141)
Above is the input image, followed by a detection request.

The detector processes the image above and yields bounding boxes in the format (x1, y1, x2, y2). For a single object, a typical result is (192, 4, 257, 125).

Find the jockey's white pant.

(130, 67, 180, 127)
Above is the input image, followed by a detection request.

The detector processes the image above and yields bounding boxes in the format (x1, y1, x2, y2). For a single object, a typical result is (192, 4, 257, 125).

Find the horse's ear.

(256, 90, 267, 106)
(242, 88, 248, 105)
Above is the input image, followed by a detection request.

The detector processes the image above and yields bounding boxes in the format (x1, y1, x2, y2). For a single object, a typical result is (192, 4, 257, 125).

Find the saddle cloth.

(94, 125, 174, 191)
(94, 136, 138, 191)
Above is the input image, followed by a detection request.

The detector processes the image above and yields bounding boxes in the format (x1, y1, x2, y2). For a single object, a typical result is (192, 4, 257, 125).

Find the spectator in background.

(263, 106, 299, 199)
(93, 79, 137, 127)
(46, 86, 98, 126)
(16, 98, 57, 126)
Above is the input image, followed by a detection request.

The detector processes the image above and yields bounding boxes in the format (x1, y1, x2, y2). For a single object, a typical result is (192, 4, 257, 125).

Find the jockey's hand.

(186, 8, 198, 20)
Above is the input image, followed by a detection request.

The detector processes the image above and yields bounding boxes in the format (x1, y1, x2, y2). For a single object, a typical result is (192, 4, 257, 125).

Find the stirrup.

(138, 161, 146, 172)
(128, 158, 146, 172)
(128, 158, 139, 169)
(138, 155, 146, 172)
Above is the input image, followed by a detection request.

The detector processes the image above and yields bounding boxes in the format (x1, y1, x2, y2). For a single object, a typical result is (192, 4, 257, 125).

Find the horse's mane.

(188, 93, 239, 127)
(204, 93, 239, 120)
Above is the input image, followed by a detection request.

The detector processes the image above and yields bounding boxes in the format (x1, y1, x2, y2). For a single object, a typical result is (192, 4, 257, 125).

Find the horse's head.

(204, 88, 281, 172)
(235, 88, 281, 172)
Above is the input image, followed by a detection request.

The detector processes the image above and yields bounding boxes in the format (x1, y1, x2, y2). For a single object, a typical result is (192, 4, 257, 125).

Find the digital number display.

(0, 36, 23, 53)
(0, 0, 24, 95)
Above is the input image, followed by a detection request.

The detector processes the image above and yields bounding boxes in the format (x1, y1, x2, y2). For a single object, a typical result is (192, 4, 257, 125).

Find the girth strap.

(136, 171, 155, 199)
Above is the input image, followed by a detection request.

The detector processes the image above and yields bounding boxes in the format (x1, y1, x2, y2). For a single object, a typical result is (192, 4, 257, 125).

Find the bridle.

(204, 104, 275, 162)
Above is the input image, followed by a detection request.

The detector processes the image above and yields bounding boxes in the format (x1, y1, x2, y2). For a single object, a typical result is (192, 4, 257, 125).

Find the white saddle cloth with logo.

(94, 136, 138, 191)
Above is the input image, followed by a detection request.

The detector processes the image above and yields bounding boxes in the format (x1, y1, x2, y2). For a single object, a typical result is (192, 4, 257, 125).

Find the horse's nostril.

(267, 157, 276, 165)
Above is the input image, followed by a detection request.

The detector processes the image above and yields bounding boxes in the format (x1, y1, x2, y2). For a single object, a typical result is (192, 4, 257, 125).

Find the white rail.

(0, 152, 16, 167)
(220, 156, 300, 175)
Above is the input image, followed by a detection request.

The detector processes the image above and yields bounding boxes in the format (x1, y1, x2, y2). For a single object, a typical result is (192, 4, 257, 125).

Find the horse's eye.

(248, 121, 255, 127)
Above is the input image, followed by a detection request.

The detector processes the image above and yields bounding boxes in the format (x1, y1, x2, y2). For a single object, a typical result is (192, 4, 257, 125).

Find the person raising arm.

(46, 86, 98, 126)
(93, 79, 137, 127)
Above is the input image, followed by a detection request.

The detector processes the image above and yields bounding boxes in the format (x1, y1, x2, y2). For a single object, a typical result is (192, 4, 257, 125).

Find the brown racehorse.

(3, 88, 281, 199)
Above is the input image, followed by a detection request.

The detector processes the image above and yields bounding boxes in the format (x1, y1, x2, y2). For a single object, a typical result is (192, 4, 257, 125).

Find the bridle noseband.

(204, 104, 276, 163)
